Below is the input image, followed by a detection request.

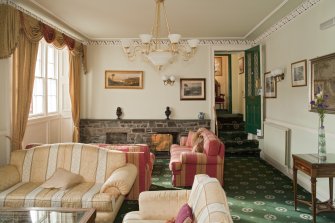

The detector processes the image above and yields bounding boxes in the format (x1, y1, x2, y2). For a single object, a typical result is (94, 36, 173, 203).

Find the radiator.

(264, 121, 291, 168)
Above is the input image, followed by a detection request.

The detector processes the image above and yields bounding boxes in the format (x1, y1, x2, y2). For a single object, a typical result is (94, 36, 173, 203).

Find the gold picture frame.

(105, 70, 143, 89)
(310, 53, 335, 112)
(214, 57, 222, 76)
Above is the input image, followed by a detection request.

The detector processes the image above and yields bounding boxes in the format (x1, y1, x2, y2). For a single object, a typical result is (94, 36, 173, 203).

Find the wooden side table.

(292, 154, 335, 223)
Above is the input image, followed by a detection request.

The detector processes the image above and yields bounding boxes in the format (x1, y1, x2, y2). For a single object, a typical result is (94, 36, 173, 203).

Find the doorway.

(214, 52, 245, 117)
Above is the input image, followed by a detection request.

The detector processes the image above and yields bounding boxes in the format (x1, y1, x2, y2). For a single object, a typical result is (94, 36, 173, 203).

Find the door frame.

(210, 45, 264, 135)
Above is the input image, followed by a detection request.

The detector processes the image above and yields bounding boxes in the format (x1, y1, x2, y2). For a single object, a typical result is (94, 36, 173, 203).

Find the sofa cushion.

(0, 182, 119, 212)
(186, 131, 195, 147)
(41, 168, 83, 190)
(175, 203, 193, 223)
(192, 135, 204, 153)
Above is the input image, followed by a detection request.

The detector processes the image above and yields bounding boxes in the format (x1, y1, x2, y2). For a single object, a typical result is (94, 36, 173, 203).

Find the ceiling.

(18, 0, 305, 41)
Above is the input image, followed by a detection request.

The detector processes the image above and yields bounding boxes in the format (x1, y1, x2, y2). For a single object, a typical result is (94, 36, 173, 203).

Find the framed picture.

(264, 71, 276, 98)
(310, 53, 335, 112)
(291, 59, 307, 87)
(180, 78, 206, 100)
(105, 70, 143, 89)
(238, 57, 244, 74)
(214, 57, 222, 76)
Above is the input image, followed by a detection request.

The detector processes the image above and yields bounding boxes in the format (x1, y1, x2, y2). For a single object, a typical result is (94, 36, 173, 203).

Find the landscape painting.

(105, 70, 143, 89)
(180, 78, 206, 100)
(311, 53, 335, 112)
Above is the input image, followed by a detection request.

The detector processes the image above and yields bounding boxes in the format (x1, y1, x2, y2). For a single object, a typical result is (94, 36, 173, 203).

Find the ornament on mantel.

(165, 107, 171, 120)
(116, 107, 122, 119)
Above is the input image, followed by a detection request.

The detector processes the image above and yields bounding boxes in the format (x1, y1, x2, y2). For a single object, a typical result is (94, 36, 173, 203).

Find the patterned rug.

(115, 157, 335, 223)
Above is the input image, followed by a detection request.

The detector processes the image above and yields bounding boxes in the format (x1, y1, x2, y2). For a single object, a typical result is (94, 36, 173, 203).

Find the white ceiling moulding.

(86, 39, 255, 46)
(0, 0, 87, 43)
(254, 0, 321, 44)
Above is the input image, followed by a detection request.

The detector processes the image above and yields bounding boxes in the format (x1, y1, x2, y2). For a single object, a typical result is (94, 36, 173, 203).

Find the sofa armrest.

(139, 190, 190, 220)
(179, 136, 188, 146)
(100, 163, 137, 195)
(180, 152, 223, 165)
(0, 165, 20, 191)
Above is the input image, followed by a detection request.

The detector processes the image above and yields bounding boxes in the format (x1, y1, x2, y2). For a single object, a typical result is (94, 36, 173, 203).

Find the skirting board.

(261, 152, 330, 202)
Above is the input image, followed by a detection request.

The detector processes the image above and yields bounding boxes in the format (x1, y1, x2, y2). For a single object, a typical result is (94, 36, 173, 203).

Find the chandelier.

(121, 0, 199, 70)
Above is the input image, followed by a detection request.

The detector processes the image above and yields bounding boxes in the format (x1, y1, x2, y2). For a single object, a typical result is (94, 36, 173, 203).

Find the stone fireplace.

(80, 119, 211, 149)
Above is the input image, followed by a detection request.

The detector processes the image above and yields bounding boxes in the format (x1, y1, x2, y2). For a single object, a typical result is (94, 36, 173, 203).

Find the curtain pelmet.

(0, 4, 20, 59)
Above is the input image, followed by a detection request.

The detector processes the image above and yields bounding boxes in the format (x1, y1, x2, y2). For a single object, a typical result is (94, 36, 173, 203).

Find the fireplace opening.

(106, 132, 127, 144)
(150, 132, 179, 153)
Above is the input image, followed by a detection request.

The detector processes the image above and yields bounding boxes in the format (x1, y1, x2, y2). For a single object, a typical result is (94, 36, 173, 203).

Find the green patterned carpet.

(115, 157, 335, 223)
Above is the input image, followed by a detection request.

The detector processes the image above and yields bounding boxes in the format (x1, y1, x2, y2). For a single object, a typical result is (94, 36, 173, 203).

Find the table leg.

(330, 177, 333, 207)
(293, 166, 297, 210)
(311, 177, 317, 223)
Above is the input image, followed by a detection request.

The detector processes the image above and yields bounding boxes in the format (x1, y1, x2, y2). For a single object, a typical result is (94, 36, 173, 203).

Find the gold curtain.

(69, 53, 81, 142)
(11, 31, 39, 151)
(1, 4, 87, 149)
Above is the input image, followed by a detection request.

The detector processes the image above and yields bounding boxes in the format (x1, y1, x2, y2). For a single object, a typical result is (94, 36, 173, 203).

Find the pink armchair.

(169, 128, 225, 187)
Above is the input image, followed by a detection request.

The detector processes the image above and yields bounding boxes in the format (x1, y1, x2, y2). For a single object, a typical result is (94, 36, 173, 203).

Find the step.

(217, 114, 244, 123)
(224, 139, 259, 149)
(219, 131, 248, 141)
(218, 122, 245, 132)
(225, 147, 261, 157)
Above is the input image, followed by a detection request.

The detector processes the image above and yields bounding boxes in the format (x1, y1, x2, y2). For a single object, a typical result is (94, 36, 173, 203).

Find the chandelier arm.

(162, 2, 171, 35)
(123, 45, 144, 61)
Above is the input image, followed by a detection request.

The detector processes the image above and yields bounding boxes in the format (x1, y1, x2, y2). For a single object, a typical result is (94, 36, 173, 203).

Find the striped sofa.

(0, 143, 137, 223)
(25, 143, 155, 200)
(96, 144, 155, 200)
(169, 128, 225, 187)
(123, 174, 233, 223)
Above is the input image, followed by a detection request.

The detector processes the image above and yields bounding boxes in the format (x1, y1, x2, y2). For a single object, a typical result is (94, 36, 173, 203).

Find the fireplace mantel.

(80, 119, 211, 145)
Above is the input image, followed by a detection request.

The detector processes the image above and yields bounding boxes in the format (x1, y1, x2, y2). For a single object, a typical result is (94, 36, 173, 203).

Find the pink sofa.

(169, 128, 225, 187)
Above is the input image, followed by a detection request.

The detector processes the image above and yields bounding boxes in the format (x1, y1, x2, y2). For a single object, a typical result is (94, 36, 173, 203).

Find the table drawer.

(295, 160, 311, 174)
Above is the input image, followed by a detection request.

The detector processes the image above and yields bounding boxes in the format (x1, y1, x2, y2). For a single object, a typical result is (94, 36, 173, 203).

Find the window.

(30, 40, 68, 117)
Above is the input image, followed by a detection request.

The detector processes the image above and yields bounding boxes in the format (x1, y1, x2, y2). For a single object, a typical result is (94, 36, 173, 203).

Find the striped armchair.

(169, 128, 225, 187)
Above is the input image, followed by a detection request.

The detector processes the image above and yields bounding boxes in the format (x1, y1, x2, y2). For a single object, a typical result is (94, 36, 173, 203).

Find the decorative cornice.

(1, 0, 322, 47)
(0, 0, 86, 43)
(254, 0, 321, 44)
(86, 39, 254, 46)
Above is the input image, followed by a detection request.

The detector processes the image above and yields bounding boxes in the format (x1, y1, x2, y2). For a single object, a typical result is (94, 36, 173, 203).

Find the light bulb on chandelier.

(121, 0, 199, 70)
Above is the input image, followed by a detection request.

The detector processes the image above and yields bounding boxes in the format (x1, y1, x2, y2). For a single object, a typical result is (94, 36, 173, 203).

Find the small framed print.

(105, 70, 143, 89)
(238, 57, 244, 74)
(180, 78, 206, 100)
(291, 59, 307, 87)
(264, 71, 276, 98)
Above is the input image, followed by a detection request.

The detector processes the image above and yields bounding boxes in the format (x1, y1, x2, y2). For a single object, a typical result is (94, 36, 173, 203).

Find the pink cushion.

(186, 131, 195, 147)
(201, 129, 221, 156)
(175, 203, 193, 223)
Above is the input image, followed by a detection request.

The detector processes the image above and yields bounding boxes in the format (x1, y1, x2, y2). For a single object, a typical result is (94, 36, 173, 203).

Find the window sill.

(28, 114, 60, 124)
